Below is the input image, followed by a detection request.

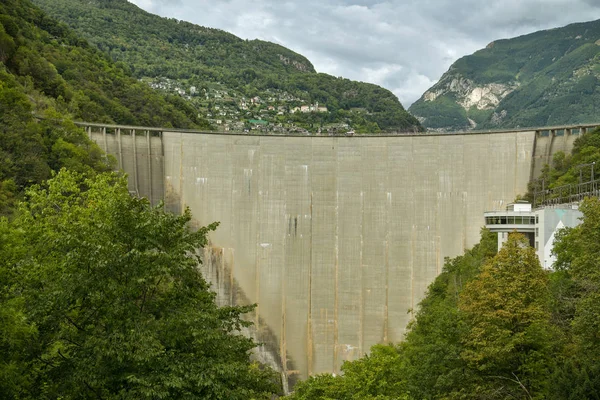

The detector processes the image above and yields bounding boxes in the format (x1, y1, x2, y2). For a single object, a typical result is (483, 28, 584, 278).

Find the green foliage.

(31, 0, 422, 133)
(0, 0, 210, 129)
(547, 197, 600, 398)
(288, 374, 349, 400)
(0, 170, 279, 399)
(410, 19, 600, 130)
(288, 345, 408, 400)
(0, 67, 112, 215)
(399, 228, 497, 399)
(529, 127, 600, 199)
(458, 234, 555, 399)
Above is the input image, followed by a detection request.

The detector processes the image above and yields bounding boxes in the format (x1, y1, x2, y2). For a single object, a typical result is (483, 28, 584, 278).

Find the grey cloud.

(129, 0, 600, 107)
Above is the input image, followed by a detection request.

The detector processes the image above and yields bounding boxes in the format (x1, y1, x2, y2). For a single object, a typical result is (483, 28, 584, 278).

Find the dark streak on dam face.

(84, 122, 591, 387)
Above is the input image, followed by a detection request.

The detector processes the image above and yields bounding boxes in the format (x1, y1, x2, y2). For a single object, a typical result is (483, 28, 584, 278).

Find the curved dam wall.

(84, 123, 589, 385)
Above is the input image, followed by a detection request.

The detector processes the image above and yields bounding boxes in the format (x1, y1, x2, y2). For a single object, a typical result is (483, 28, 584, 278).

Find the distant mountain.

(32, 0, 422, 134)
(409, 19, 600, 131)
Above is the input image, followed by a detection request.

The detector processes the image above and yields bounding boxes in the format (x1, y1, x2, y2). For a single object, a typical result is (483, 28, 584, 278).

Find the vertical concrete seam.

(159, 131, 165, 204)
(547, 130, 556, 166)
(102, 127, 108, 153)
(359, 173, 365, 356)
(132, 129, 139, 195)
(333, 161, 339, 372)
(530, 130, 538, 183)
(307, 191, 313, 376)
(280, 147, 288, 386)
(146, 131, 153, 205)
(514, 133, 519, 200)
(410, 137, 415, 319)
(384, 143, 390, 343)
(462, 136, 467, 251)
(117, 128, 123, 169)
(178, 132, 184, 215)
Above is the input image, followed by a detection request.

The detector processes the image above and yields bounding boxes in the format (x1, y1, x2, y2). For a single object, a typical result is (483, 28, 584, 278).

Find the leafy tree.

(548, 197, 600, 398)
(399, 228, 497, 399)
(287, 373, 349, 400)
(0, 170, 279, 399)
(287, 345, 408, 400)
(458, 233, 555, 399)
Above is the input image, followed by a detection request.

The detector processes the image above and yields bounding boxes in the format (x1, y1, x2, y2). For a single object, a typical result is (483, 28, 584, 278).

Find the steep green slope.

(0, 0, 213, 214)
(33, 0, 316, 80)
(32, 0, 422, 133)
(409, 19, 600, 131)
(0, 0, 209, 129)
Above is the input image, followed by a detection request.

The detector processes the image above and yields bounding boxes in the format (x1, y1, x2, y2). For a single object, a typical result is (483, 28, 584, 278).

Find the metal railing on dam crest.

(78, 120, 597, 389)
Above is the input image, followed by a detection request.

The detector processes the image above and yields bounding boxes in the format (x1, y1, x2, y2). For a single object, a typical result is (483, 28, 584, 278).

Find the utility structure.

(79, 120, 598, 388)
(577, 161, 595, 183)
(533, 176, 600, 207)
(484, 201, 582, 269)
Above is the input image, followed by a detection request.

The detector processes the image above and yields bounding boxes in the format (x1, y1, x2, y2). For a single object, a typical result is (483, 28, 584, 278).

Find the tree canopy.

(0, 170, 279, 399)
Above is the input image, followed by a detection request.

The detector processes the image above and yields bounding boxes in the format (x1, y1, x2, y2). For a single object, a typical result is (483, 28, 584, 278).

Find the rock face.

(410, 19, 600, 131)
(423, 77, 518, 111)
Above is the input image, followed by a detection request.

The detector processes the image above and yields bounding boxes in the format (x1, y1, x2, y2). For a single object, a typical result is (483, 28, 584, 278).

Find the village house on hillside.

(292, 103, 329, 113)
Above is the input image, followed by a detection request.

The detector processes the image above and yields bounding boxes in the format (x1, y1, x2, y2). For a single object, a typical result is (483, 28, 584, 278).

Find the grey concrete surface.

(86, 124, 591, 387)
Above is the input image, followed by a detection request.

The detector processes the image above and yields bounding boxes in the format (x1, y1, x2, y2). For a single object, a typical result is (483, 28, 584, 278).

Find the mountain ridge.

(33, 0, 422, 134)
(409, 19, 600, 131)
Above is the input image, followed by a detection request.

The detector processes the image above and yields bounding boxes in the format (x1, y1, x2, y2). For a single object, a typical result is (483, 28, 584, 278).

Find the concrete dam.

(83, 122, 593, 386)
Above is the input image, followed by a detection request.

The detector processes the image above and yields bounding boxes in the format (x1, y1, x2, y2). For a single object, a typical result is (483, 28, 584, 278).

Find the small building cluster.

(142, 78, 350, 133)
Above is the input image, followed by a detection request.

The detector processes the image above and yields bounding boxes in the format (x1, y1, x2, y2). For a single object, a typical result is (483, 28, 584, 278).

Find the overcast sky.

(129, 0, 600, 108)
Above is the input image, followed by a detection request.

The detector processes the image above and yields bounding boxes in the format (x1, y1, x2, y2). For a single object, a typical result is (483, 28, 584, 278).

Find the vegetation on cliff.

(31, 0, 422, 134)
(529, 127, 600, 201)
(410, 19, 600, 131)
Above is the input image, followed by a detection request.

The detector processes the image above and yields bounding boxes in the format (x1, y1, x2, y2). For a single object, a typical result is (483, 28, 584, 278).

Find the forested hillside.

(409, 19, 600, 131)
(32, 0, 422, 134)
(0, 0, 209, 129)
(0, 0, 213, 213)
(531, 126, 600, 191)
(289, 130, 600, 399)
